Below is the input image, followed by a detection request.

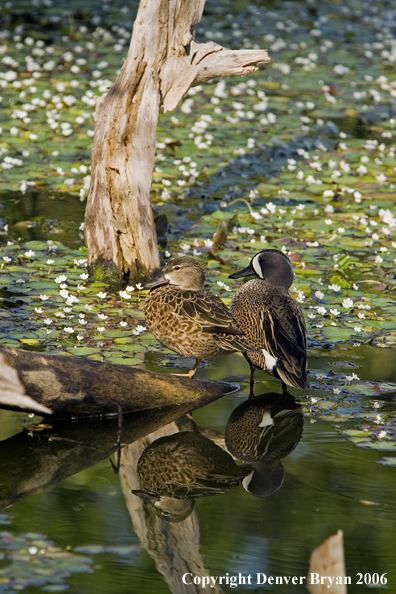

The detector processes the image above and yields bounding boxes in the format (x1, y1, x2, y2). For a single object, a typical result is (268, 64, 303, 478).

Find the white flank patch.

(258, 411, 273, 428)
(242, 471, 255, 492)
(262, 348, 277, 371)
(252, 254, 263, 277)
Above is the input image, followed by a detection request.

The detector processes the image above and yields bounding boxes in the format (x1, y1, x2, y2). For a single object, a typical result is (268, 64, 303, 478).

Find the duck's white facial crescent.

(252, 254, 263, 278)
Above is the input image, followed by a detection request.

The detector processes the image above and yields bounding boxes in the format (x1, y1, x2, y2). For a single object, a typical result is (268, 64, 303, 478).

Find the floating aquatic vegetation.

(0, 531, 93, 591)
(0, 0, 395, 459)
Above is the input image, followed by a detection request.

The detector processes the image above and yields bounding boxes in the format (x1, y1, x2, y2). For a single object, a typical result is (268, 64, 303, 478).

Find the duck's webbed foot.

(171, 359, 200, 379)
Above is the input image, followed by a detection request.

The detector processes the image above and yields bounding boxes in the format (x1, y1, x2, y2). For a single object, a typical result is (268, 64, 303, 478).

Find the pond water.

(1, 0, 396, 591)
(0, 344, 396, 593)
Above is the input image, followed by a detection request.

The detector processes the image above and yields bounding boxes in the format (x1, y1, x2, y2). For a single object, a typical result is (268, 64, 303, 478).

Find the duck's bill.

(132, 489, 160, 503)
(141, 272, 169, 289)
(228, 263, 255, 279)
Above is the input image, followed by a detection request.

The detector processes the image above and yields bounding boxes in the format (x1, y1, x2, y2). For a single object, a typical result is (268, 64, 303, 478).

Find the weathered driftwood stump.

(0, 346, 237, 418)
(84, 0, 269, 285)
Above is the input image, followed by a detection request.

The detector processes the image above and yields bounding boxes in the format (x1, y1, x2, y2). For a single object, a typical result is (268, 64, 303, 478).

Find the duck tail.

(276, 365, 310, 390)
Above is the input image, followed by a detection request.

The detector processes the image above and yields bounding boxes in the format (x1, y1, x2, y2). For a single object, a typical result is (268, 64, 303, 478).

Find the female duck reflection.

(132, 393, 303, 520)
(132, 430, 250, 523)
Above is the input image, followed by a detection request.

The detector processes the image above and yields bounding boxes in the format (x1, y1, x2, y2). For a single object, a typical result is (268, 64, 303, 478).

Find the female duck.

(143, 256, 254, 377)
(228, 249, 309, 393)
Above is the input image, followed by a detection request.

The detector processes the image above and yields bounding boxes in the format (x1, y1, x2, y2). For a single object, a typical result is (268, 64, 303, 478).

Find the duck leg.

(248, 365, 256, 398)
(109, 403, 124, 474)
(172, 358, 200, 379)
(282, 381, 292, 395)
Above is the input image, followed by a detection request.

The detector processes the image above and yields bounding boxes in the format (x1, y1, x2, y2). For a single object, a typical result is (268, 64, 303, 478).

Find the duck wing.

(260, 301, 309, 389)
(181, 292, 243, 335)
(181, 291, 255, 353)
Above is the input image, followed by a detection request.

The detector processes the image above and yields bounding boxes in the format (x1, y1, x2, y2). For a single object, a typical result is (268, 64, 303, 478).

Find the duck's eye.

(173, 266, 180, 270)
(162, 511, 170, 516)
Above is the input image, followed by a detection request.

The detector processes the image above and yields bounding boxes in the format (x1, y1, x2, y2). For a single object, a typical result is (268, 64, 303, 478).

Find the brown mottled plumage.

(229, 249, 309, 393)
(143, 256, 255, 377)
(133, 431, 251, 522)
(225, 392, 304, 497)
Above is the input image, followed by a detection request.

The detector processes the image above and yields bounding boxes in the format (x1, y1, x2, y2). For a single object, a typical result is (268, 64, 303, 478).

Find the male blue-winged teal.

(132, 430, 251, 521)
(143, 256, 255, 377)
(228, 249, 309, 393)
(225, 392, 304, 497)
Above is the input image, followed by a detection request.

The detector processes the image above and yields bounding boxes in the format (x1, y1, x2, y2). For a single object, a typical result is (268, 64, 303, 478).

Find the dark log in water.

(0, 346, 238, 419)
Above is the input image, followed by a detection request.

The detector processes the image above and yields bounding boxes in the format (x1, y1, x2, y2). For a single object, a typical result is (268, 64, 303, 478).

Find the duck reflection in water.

(132, 429, 252, 522)
(225, 392, 304, 498)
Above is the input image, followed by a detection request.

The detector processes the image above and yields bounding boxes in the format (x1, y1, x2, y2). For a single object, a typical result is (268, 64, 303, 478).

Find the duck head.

(229, 249, 294, 289)
(132, 490, 195, 522)
(142, 256, 206, 291)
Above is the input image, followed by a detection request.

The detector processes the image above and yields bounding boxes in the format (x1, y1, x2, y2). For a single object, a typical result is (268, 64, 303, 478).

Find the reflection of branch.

(0, 407, 195, 511)
(120, 423, 225, 594)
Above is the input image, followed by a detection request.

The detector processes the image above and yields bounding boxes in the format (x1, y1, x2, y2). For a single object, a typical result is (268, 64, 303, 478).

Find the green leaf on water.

(378, 457, 396, 467)
(329, 275, 351, 289)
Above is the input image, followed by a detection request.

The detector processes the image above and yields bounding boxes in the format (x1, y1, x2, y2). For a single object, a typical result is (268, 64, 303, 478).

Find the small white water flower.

(342, 298, 354, 308)
(346, 373, 359, 382)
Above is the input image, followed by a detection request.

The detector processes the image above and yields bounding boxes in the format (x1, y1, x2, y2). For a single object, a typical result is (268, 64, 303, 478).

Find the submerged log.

(0, 346, 237, 419)
(84, 0, 269, 285)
